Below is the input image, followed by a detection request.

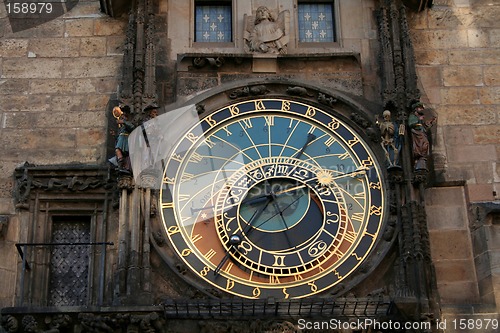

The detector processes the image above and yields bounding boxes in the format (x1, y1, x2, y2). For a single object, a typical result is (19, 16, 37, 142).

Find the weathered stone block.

(430, 230, 473, 260)
(414, 50, 449, 65)
(443, 126, 475, 145)
(441, 87, 480, 105)
(425, 186, 467, 207)
(434, 260, 478, 282)
(87, 95, 110, 110)
(479, 87, 500, 104)
(442, 66, 483, 87)
(412, 30, 468, 50)
(0, 39, 27, 57)
(0, 95, 50, 112)
(449, 49, 500, 65)
(94, 18, 127, 36)
(426, 206, 468, 229)
(473, 125, 500, 144)
(76, 128, 106, 147)
(475, 251, 493, 281)
(63, 57, 121, 78)
(29, 38, 80, 57)
(468, 183, 495, 201)
(467, 29, 490, 47)
(437, 105, 497, 126)
(75, 79, 97, 93)
(2, 58, 63, 78)
(484, 65, 500, 86)
(80, 37, 107, 57)
(29, 79, 75, 94)
(106, 36, 126, 55)
(64, 18, 94, 37)
(448, 144, 497, 163)
(490, 29, 500, 48)
(48, 95, 88, 112)
(437, 281, 480, 304)
(0, 79, 29, 95)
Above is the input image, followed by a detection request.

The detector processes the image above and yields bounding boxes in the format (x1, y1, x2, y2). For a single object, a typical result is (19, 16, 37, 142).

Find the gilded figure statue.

(244, 6, 290, 54)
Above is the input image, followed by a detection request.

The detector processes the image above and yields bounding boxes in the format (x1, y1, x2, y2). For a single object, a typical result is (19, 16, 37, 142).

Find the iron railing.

(16, 242, 113, 307)
(163, 297, 391, 319)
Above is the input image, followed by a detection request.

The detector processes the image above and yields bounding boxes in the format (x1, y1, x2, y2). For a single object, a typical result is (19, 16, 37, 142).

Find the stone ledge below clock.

(177, 52, 361, 73)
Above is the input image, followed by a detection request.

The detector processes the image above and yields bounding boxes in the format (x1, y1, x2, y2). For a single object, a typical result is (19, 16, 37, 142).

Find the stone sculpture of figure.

(408, 102, 436, 171)
(110, 105, 135, 173)
(377, 110, 400, 167)
(244, 6, 289, 54)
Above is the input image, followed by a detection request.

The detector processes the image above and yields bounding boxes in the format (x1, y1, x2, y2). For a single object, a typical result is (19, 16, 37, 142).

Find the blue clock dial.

(160, 98, 386, 299)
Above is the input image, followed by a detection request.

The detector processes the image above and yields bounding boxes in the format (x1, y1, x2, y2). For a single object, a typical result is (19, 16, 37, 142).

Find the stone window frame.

(295, 0, 341, 48)
(192, 0, 235, 47)
(14, 165, 114, 307)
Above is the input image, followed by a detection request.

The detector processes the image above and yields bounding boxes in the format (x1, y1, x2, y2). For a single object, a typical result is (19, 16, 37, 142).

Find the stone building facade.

(0, 0, 499, 332)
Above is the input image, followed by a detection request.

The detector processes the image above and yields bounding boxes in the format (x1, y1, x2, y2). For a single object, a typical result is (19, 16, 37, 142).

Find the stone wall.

(0, 0, 126, 307)
(409, 0, 500, 322)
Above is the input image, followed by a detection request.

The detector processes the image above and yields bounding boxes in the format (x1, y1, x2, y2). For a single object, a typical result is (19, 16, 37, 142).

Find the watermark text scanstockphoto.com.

(297, 319, 432, 331)
(297, 317, 499, 331)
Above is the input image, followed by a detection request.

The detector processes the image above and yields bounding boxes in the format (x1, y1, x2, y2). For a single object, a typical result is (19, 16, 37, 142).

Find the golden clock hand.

(214, 195, 273, 277)
(270, 194, 296, 250)
(274, 184, 307, 196)
(330, 167, 368, 180)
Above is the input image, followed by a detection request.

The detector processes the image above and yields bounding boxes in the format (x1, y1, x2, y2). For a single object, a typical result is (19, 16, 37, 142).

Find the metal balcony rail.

(16, 242, 114, 307)
(163, 297, 391, 319)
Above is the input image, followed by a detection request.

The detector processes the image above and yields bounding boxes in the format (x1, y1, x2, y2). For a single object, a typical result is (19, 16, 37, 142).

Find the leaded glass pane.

(298, 2, 335, 43)
(195, 5, 232, 42)
(48, 217, 90, 306)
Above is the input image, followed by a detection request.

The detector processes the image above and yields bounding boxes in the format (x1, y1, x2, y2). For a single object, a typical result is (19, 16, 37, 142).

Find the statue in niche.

(244, 6, 289, 54)
(377, 110, 401, 168)
(109, 105, 135, 174)
(408, 101, 436, 171)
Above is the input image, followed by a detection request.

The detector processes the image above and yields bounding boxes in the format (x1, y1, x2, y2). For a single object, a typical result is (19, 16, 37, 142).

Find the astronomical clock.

(156, 90, 389, 300)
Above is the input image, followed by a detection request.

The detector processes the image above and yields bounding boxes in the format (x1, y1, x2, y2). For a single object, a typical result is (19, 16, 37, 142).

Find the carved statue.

(408, 102, 436, 171)
(109, 105, 135, 174)
(377, 110, 401, 167)
(244, 6, 289, 54)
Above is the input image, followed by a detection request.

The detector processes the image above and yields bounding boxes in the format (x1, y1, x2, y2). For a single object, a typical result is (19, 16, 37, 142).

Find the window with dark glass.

(195, 1, 232, 42)
(48, 216, 91, 306)
(298, 1, 336, 43)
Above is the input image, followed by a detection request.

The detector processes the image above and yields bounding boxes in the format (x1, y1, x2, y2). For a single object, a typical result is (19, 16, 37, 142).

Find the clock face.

(160, 98, 386, 299)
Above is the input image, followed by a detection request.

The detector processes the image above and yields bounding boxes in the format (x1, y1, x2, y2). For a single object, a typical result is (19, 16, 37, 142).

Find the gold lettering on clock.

(186, 133, 198, 143)
(306, 106, 316, 117)
(255, 100, 265, 110)
(281, 100, 291, 111)
(167, 226, 180, 235)
(205, 115, 217, 128)
(273, 255, 286, 267)
(205, 249, 217, 261)
(229, 105, 240, 116)
(328, 119, 340, 130)
(308, 281, 318, 292)
(241, 118, 253, 129)
(226, 279, 235, 290)
(264, 115, 275, 126)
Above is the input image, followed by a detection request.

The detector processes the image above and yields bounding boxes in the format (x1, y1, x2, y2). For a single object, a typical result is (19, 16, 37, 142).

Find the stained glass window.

(298, 2, 336, 43)
(195, 2, 232, 42)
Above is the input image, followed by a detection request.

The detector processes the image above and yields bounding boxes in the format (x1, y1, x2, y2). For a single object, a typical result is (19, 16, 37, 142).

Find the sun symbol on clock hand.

(316, 169, 334, 187)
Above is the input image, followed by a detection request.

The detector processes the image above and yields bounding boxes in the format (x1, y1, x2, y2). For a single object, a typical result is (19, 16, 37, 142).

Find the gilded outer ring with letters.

(160, 98, 386, 299)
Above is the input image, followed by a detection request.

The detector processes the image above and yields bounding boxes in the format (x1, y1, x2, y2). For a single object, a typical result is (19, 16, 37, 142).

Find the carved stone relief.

(243, 6, 290, 54)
